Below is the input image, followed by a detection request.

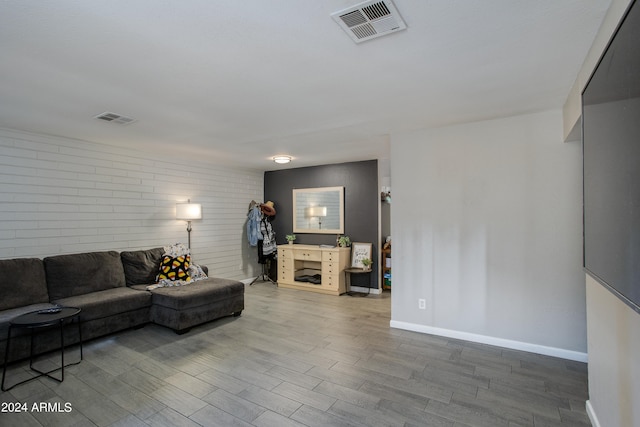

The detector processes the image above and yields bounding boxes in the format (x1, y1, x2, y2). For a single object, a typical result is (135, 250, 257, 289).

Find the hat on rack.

(260, 201, 276, 216)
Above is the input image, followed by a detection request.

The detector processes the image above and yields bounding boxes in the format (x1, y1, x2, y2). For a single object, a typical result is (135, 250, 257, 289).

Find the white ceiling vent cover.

(331, 0, 406, 43)
(94, 112, 136, 125)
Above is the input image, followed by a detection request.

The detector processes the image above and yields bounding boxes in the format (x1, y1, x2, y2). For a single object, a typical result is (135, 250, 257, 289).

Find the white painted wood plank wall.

(0, 128, 263, 280)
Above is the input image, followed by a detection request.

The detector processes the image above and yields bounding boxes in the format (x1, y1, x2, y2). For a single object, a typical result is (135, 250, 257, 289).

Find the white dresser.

(277, 244, 351, 295)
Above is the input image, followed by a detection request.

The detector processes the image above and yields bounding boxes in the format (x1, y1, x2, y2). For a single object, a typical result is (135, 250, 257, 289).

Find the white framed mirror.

(293, 186, 344, 234)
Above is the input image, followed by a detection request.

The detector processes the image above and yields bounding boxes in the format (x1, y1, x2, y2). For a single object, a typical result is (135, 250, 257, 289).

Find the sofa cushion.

(44, 251, 126, 300)
(52, 287, 152, 322)
(156, 254, 191, 282)
(121, 247, 164, 286)
(0, 258, 49, 311)
(149, 278, 244, 310)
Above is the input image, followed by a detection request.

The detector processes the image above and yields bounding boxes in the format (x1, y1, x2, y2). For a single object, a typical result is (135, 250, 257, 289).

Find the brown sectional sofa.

(1, 247, 244, 364)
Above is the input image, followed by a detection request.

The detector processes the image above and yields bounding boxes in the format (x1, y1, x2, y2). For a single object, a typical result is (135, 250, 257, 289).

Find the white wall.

(0, 127, 263, 280)
(390, 110, 586, 360)
(585, 275, 640, 427)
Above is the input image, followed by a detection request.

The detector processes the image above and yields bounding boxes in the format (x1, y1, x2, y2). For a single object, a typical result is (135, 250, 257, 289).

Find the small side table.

(2, 306, 83, 391)
(344, 267, 372, 297)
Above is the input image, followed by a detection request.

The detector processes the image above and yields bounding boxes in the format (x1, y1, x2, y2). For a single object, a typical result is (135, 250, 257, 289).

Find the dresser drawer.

(278, 248, 293, 260)
(297, 251, 321, 262)
(278, 264, 293, 282)
(322, 262, 339, 276)
(322, 251, 340, 262)
(279, 270, 293, 282)
(322, 274, 340, 288)
(279, 256, 291, 270)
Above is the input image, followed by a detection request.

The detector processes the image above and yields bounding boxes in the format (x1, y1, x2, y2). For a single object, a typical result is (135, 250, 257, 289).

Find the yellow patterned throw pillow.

(156, 254, 191, 282)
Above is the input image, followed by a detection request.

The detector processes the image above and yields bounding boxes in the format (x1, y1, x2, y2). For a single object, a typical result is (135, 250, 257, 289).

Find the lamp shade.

(176, 203, 202, 220)
(305, 206, 327, 218)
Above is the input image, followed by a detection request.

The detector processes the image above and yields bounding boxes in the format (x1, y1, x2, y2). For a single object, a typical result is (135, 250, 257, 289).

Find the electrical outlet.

(418, 299, 426, 310)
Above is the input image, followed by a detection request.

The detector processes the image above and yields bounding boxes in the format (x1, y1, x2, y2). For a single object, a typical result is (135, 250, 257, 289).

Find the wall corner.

(563, 80, 582, 142)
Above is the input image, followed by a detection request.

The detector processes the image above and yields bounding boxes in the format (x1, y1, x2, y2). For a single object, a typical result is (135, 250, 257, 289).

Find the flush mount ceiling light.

(273, 156, 292, 164)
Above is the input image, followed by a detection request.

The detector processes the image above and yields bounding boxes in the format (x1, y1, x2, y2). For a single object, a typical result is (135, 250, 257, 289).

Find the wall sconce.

(176, 200, 202, 249)
(305, 206, 327, 229)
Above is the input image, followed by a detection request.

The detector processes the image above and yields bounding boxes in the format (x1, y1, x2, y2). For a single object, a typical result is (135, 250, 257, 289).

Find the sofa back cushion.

(120, 247, 164, 286)
(44, 251, 126, 300)
(0, 258, 49, 311)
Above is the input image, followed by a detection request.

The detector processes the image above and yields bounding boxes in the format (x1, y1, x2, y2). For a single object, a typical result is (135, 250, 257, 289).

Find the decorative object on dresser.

(277, 244, 350, 295)
(337, 235, 351, 247)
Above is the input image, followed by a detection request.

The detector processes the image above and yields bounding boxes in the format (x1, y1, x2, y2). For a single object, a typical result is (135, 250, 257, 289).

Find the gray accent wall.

(264, 160, 379, 289)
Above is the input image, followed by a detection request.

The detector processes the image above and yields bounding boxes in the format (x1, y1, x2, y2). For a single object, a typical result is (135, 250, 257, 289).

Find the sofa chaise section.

(148, 278, 244, 334)
(121, 248, 245, 334)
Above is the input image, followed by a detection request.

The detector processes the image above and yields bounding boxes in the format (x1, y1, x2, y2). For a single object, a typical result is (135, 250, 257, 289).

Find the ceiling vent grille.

(331, 0, 406, 43)
(94, 111, 136, 125)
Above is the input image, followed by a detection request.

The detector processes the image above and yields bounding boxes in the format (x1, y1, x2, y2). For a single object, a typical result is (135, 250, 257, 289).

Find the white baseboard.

(350, 286, 382, 295)
(389, 320, 588, 362)
(243, 279, 381, 295)
(585, 400, 600, 427)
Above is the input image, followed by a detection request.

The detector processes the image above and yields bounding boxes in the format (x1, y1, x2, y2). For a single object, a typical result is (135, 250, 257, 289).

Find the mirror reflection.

(293, 187, 344, 234)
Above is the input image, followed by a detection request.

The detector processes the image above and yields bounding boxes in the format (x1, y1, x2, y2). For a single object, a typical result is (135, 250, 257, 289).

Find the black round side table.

(2, 306, 83, 391)
(344, 267, 372, 296)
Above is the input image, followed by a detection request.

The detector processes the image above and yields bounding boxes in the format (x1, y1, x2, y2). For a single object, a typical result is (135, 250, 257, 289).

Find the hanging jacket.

(260, 217, 277, 255)
(247, 206, 263, 246)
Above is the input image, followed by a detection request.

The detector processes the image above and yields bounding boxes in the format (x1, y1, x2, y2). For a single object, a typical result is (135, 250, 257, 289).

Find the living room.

(1, 1, 639, 426)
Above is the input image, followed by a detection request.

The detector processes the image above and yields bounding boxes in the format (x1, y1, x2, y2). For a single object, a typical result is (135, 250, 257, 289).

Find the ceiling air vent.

(94, 112, 136, 125)
(331, 0, 406, 43)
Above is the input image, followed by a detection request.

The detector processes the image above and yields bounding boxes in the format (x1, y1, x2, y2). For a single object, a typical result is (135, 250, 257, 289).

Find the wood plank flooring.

(0, 283, 591, 426)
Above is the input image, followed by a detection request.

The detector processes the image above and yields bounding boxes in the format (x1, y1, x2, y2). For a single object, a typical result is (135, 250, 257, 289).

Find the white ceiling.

(0, 0, 610, 171)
